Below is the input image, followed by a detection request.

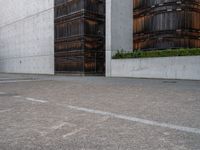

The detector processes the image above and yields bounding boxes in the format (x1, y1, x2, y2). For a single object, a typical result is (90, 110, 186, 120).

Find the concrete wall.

(106, 0, 133, 76)
(110, 56, 200, 80)
(0, 0, 54, 74)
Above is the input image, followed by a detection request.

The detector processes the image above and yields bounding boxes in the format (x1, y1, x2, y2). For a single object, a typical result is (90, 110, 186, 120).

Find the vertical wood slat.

(54, 0, 105, 74)
(133, 0, 200, 50)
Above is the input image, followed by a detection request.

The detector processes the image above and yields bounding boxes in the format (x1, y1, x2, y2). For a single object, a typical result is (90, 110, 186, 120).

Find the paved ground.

(0, 73, 200, 150)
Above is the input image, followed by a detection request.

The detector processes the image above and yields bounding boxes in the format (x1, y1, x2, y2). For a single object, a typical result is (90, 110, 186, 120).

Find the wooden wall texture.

(133, 0, 200, 50)
(55, 0, 105, 74)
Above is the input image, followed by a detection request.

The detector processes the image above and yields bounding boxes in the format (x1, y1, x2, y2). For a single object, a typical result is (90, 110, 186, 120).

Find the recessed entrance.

(54, 0, 105, 75)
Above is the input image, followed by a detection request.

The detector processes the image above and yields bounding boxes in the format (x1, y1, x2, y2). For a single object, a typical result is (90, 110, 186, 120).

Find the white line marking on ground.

(13, 95, 22, 98)
(52, 122, 68, 130)
(63, 128, 84, 138)
(25, 97, 48, 103)
(0, 92, 6, 94)
(0, 109, 12, 113)
(68, 105, 200, 135)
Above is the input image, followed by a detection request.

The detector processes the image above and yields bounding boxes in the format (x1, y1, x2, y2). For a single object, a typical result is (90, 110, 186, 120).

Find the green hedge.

(112, 48, 200, 59)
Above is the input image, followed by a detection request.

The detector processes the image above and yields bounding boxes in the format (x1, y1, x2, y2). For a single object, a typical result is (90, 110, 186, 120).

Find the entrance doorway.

(54, 0, 105, 75)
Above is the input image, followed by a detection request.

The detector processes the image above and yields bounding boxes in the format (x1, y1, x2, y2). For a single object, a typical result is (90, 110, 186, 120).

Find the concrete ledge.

(110, 56, 200, 80)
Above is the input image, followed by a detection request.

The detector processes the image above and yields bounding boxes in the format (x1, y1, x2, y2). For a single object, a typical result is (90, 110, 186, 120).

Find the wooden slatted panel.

(55, 0, 105, 74)
(133, 0, 200, 50)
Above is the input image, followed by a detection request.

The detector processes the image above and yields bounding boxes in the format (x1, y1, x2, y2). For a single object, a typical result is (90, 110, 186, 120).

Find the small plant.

(113, 49, 126, 59)
(112, 48, 200, 59)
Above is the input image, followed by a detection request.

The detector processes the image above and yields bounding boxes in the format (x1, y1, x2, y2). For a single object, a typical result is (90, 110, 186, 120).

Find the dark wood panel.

(133, 0, 200, 50)
(54, 0, 105, 74)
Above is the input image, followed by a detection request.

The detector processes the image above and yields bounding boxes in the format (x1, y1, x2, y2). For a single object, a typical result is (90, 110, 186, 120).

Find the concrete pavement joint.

(0, 79, 48, 84)
(68, 105, 200, 135)
(0, 92, 6, 95)
(0, 80, 36, 83)
(0, 78, 16, 80)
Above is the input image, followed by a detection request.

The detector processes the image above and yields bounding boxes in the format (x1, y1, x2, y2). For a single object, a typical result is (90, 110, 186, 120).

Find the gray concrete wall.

(106, 0, 133, 76)
(0, 0, 54, 74)
(110, 56, 200, 80)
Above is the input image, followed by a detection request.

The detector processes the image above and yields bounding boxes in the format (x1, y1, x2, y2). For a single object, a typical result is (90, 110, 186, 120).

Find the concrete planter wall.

(110, 56, 200, 80)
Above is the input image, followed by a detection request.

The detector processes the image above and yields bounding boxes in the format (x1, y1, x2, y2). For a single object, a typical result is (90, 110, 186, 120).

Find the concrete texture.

(110, 56, 200, 80)
(106, 0, 133, 76)
(0, 0, 54, 74)
(0, 73, 200, 149)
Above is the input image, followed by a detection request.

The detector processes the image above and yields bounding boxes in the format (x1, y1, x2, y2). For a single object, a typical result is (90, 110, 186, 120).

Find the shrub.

(112, 48, 200, 59)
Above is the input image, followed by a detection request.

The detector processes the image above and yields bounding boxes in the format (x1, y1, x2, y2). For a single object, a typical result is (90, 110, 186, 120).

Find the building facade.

(54, 0, 105, 74)
(0, 0, 199, 78)
(0, 0, 54, 74)
(133, 0, 200, 50)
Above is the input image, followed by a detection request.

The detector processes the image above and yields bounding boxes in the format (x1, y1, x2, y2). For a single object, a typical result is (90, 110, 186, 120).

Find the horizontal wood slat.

(55, 0, 105, 74)
(133, 0, 200, 50)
